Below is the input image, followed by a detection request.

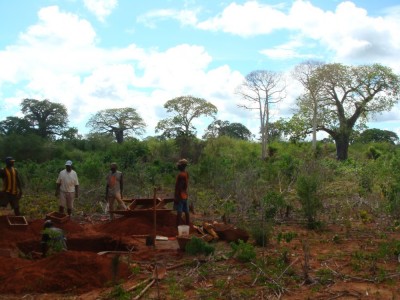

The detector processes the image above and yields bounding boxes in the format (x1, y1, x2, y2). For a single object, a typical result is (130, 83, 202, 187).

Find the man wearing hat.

(174, 158, 190, 227)
(0, 157, 23, 215)
(55, 160, 79, 216)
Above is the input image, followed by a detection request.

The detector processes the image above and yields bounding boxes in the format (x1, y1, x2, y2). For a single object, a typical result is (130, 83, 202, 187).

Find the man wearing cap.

(55, 160, 79, 216)
(174, 158, 190, 227)
(105, 162, 127, 220)
(0, 157, 23, 215)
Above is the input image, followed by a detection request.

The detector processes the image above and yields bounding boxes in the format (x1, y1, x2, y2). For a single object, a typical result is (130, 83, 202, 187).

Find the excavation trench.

(17, 235, 133, 255)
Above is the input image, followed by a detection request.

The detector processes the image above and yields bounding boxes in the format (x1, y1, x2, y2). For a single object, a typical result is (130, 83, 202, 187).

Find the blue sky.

(1, 0, 400, 139)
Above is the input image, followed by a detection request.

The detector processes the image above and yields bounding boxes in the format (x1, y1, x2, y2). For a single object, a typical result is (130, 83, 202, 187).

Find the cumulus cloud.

(137, 8, 198, 28)
(260, 39, 318, 60)
(0, 5, 245, 137)
(157, 0, 400, 69)
(288, 1, 400, 65)
(83, 0, 118, 22)
(197, 1, 287, 36)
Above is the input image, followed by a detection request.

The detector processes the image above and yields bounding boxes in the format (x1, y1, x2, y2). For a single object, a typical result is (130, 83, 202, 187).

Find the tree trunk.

(334, 133, 349, 161)
(115, 130, 124, 144)
(312, 102, 317, 151)
(176, 135, 191, 159)
(261, 134, 267, 160)
(260, 123, 268, 160)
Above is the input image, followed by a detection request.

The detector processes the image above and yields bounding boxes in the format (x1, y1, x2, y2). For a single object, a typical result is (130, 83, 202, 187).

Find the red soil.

(0, 212, 184, 295)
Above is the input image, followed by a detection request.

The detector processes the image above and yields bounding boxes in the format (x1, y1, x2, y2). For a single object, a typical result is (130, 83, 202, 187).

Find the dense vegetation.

(2, 132, 400, 235)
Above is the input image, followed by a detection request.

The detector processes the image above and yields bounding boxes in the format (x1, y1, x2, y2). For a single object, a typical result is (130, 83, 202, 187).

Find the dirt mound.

(95, 213, 180, 237)
(0, 251, 130, 294)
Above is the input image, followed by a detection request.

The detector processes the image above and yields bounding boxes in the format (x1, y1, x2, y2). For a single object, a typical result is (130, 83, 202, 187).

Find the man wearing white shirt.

(55, 160, 79, 216)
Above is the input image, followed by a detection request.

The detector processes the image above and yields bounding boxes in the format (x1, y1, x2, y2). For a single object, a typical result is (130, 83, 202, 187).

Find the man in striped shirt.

(0, 157, 23, 216)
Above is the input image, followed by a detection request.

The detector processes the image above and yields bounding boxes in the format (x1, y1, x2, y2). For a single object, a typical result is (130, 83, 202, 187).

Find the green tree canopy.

(156, 96, 217, 138)
(203, 120, 253, 140)
(357, 128, 399, 144)
(288, 63, 400, 160)
(0, 116, 33, 135)
(21, 99, 69, 139)
(86, 107, 146, 144)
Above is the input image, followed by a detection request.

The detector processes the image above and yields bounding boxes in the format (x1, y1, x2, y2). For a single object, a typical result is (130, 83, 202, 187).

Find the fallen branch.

(166, 261, 191, 270)
(250, 262, 287, 295)
(251, 270, 262, 286)
(126, 278, 152, 292)
(277, 257, 299, 281)
(133, 279, 155, 300)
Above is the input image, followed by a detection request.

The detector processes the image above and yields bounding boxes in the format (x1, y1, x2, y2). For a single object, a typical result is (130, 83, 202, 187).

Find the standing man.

(106, 162, 127, 220)
(174, 158, 190, 227)
(0, 157, 23, 216)
(55, 160, 79, 216)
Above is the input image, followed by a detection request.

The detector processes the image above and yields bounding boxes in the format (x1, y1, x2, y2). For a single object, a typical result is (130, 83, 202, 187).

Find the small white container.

(178, 225, 189, 236)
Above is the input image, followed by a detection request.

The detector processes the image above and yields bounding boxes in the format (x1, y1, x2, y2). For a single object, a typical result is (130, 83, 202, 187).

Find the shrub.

(276, 231, 297, 244)
(296, 173, 322, 229)
(250, 221, 272, 247)
(185, 236, 215, 256)
(229, 239, 256, 262)
(366, 146, 381, 160)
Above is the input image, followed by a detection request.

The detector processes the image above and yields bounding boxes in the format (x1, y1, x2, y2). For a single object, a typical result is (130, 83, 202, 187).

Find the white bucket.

(178, 225, 189, 236)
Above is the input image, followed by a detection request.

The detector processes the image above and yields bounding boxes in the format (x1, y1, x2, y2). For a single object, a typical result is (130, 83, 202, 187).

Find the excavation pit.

(17, 236, 134, 256)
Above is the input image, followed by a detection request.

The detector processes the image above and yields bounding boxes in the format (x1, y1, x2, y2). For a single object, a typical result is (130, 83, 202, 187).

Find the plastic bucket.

(178, 225, 189, 236)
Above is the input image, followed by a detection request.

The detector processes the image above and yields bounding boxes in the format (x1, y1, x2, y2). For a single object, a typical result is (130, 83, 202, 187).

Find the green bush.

(262, 191, 286, 219)
(296, 173, 322, 229)
(185, 237, 215, 256)
(366, 146, 381, 160)
(229, 239, 256, 262)
(250, 221, 272, 247)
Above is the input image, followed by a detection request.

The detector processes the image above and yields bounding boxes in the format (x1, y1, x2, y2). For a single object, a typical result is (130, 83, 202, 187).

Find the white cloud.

(183, 1, 400, 69)
(197, 1, 287, 36)
(83, 0, 118, 22)
(289, 1, 400, 64)
(260, 39, 318, 60)
(137, 8, 198, 28)
(0, 5, 245, 137)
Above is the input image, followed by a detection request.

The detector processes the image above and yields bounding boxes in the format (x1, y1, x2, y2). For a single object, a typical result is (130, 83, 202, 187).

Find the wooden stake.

(153, 187, 157, 249)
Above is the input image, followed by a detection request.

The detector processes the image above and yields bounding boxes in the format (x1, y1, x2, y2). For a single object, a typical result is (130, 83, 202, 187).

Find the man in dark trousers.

(0, 157, 23, 216)
(174, 159, 190, 227)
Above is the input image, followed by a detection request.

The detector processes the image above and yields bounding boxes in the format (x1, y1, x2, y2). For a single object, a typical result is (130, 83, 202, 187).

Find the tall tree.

(156, 95, 217, 158)
(236, 70, 286, 160)
(203, 120, 253, 140)
(86, 107, 146, 144)
(292, 61, 324, 151)
(357, 128, 399, 144)
(156, 96, 217, 138)
(291, 63, 400, 160)
(21, 99, 68, 138)
(0, 116, 32, 135)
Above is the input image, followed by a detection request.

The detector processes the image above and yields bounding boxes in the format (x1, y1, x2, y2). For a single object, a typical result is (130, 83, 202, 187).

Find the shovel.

(128, 264, 166, 300)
